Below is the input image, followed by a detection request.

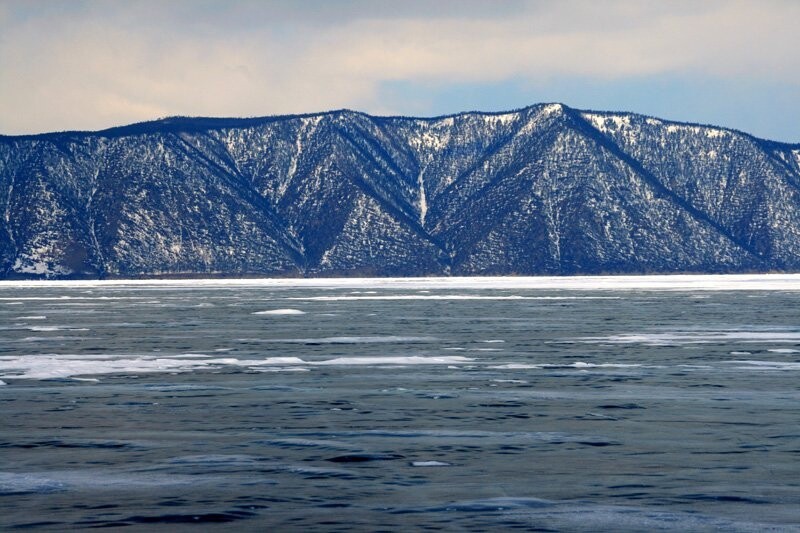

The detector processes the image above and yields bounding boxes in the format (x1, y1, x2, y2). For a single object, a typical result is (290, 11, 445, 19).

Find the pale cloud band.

(1, 0, 798, 138)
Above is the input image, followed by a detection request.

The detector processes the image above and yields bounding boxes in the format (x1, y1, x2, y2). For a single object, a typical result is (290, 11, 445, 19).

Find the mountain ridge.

(3, 103, 797, 147)
(2, 103, 799, 279)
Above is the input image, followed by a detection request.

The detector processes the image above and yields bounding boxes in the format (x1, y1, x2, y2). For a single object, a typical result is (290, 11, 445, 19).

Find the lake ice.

(1, 276, 799, 530)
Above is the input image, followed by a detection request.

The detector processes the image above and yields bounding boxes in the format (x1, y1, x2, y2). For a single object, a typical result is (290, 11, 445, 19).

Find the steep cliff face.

(1, 103, 798, 278)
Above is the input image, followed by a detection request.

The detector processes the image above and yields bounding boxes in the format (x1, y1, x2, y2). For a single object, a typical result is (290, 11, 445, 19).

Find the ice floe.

(252, 309, 306, 315)
(727, 360, 800, 371)
(411, 461, 452, 467)
(581, 330, 800, 345)
(0, 354, 473, 381)
(0, 470, 203, 494)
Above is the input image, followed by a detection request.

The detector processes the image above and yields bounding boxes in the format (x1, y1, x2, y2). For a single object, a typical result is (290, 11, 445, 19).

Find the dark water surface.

(1, 279, 799, 531)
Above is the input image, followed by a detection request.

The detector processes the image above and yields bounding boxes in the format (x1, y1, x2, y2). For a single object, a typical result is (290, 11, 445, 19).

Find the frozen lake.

(2, 276, 800, 531)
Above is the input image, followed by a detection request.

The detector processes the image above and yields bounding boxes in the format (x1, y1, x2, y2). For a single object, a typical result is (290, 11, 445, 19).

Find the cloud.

(308, 1, 799, 82)
(0, 0, 798, 134)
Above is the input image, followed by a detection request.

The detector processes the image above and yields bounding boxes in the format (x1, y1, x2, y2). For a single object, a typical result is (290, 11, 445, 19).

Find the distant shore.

(2, 273, 800, 291)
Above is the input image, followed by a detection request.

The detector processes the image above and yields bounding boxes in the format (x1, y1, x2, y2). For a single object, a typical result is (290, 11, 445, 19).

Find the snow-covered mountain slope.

(1, 104, 798, 278)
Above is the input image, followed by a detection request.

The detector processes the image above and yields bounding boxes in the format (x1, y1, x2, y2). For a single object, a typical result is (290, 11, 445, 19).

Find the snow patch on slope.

(666, 124, 705, 135)
(705, 128, 729, 139)
(12, 256, 71, 278)
(481, 112, 518, 127)
(541, 103, 563, 116)
(409, 125, 451, 151)
(583, 113, 632, 134)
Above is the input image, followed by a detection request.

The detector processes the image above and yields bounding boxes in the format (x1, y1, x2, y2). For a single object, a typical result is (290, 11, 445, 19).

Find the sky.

(1, 0, 798, 142)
